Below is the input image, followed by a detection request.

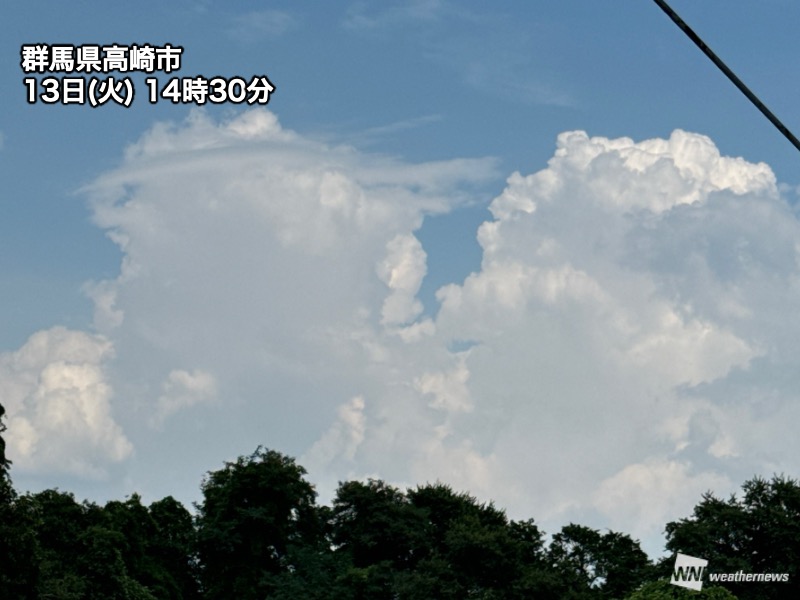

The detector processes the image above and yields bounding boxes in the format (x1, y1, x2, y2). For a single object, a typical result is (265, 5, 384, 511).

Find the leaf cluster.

(0, 402, 796, 599)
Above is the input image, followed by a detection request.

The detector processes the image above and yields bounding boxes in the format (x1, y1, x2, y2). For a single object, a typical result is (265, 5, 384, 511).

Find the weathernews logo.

(671, 553, 708, 591)
(670, 552, 790, 591)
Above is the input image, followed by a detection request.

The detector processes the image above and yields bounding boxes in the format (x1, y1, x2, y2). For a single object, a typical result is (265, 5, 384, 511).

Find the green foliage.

(329, 480, 565, 599)
(262, 538, 351, 600)
(665, 475, 800, 599)
(332, 479, 427, 569)
(0, 488, 201, 600)
(625, 579, 738, 599)
(148, 496, 201, 599)
(1, 400, 798, 600)
(196, 446, 318, 600)
(10, 489, 153, 600)
(0, 488, 37, 599)
(548, 523, 652, 599)
(100, 493, 200, 600)
(24, 490, 98, 598)
(0, 402, 10, 483)
(77, 523, 158, 600)
(0, 401, 32, 599)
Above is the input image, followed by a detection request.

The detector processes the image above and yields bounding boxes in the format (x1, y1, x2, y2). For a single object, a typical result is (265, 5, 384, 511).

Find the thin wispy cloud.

(227, 9, 295, 42)
(342, 0, 445, 31)
(362, 114, 442, 137)
(346, 114, 444, 147)
(461, 58, 576, 107)
(343, 2, 576, 108)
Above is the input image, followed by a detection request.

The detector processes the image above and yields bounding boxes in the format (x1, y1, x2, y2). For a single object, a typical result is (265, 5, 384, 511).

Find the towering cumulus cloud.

(4, 110, 800, 551)
(0, 327, 131, 478)
(75, 108, 498, 498)
(430, 130, 786, 539)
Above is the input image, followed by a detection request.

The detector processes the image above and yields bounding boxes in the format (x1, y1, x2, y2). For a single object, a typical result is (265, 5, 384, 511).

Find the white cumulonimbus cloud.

(5, 110, 800, 555)
(423, 129, 799, 545)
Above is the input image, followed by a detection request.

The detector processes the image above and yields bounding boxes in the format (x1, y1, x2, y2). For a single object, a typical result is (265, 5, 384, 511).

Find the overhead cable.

(652, 0, 800, 154)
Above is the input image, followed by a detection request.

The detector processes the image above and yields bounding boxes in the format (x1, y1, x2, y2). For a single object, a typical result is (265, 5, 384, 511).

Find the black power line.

(652, 0, 800, 154)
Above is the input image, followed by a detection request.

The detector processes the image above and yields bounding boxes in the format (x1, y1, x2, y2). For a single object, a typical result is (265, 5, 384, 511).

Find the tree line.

(0, 402, 797, 599)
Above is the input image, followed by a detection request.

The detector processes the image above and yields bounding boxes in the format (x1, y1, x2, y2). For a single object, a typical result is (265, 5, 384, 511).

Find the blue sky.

(4, 0, 800, 556)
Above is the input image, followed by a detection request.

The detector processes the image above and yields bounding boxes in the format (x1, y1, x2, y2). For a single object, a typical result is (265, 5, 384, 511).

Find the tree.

(329, 479, 427, 598)
(12, 488, 158, 600)
(0, 403, 37, 599)
(0, 486, 197, 600)
(408, 483, 507, 555)
(327, 480, 554, 599)
(625, 579, 738, 599)
(195, 447, 318, 600)
(0, 402, 10, 485)
(24, 489, 92, 597)
(100, 493, 201, 600)
(402, 483, 560, 599)
(76, 523, 157, 600)
(548, 523, 651, 599)
(332, 479, 426, 569)
(148, 496, 201, 599)
(665, 475, 800, 599)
